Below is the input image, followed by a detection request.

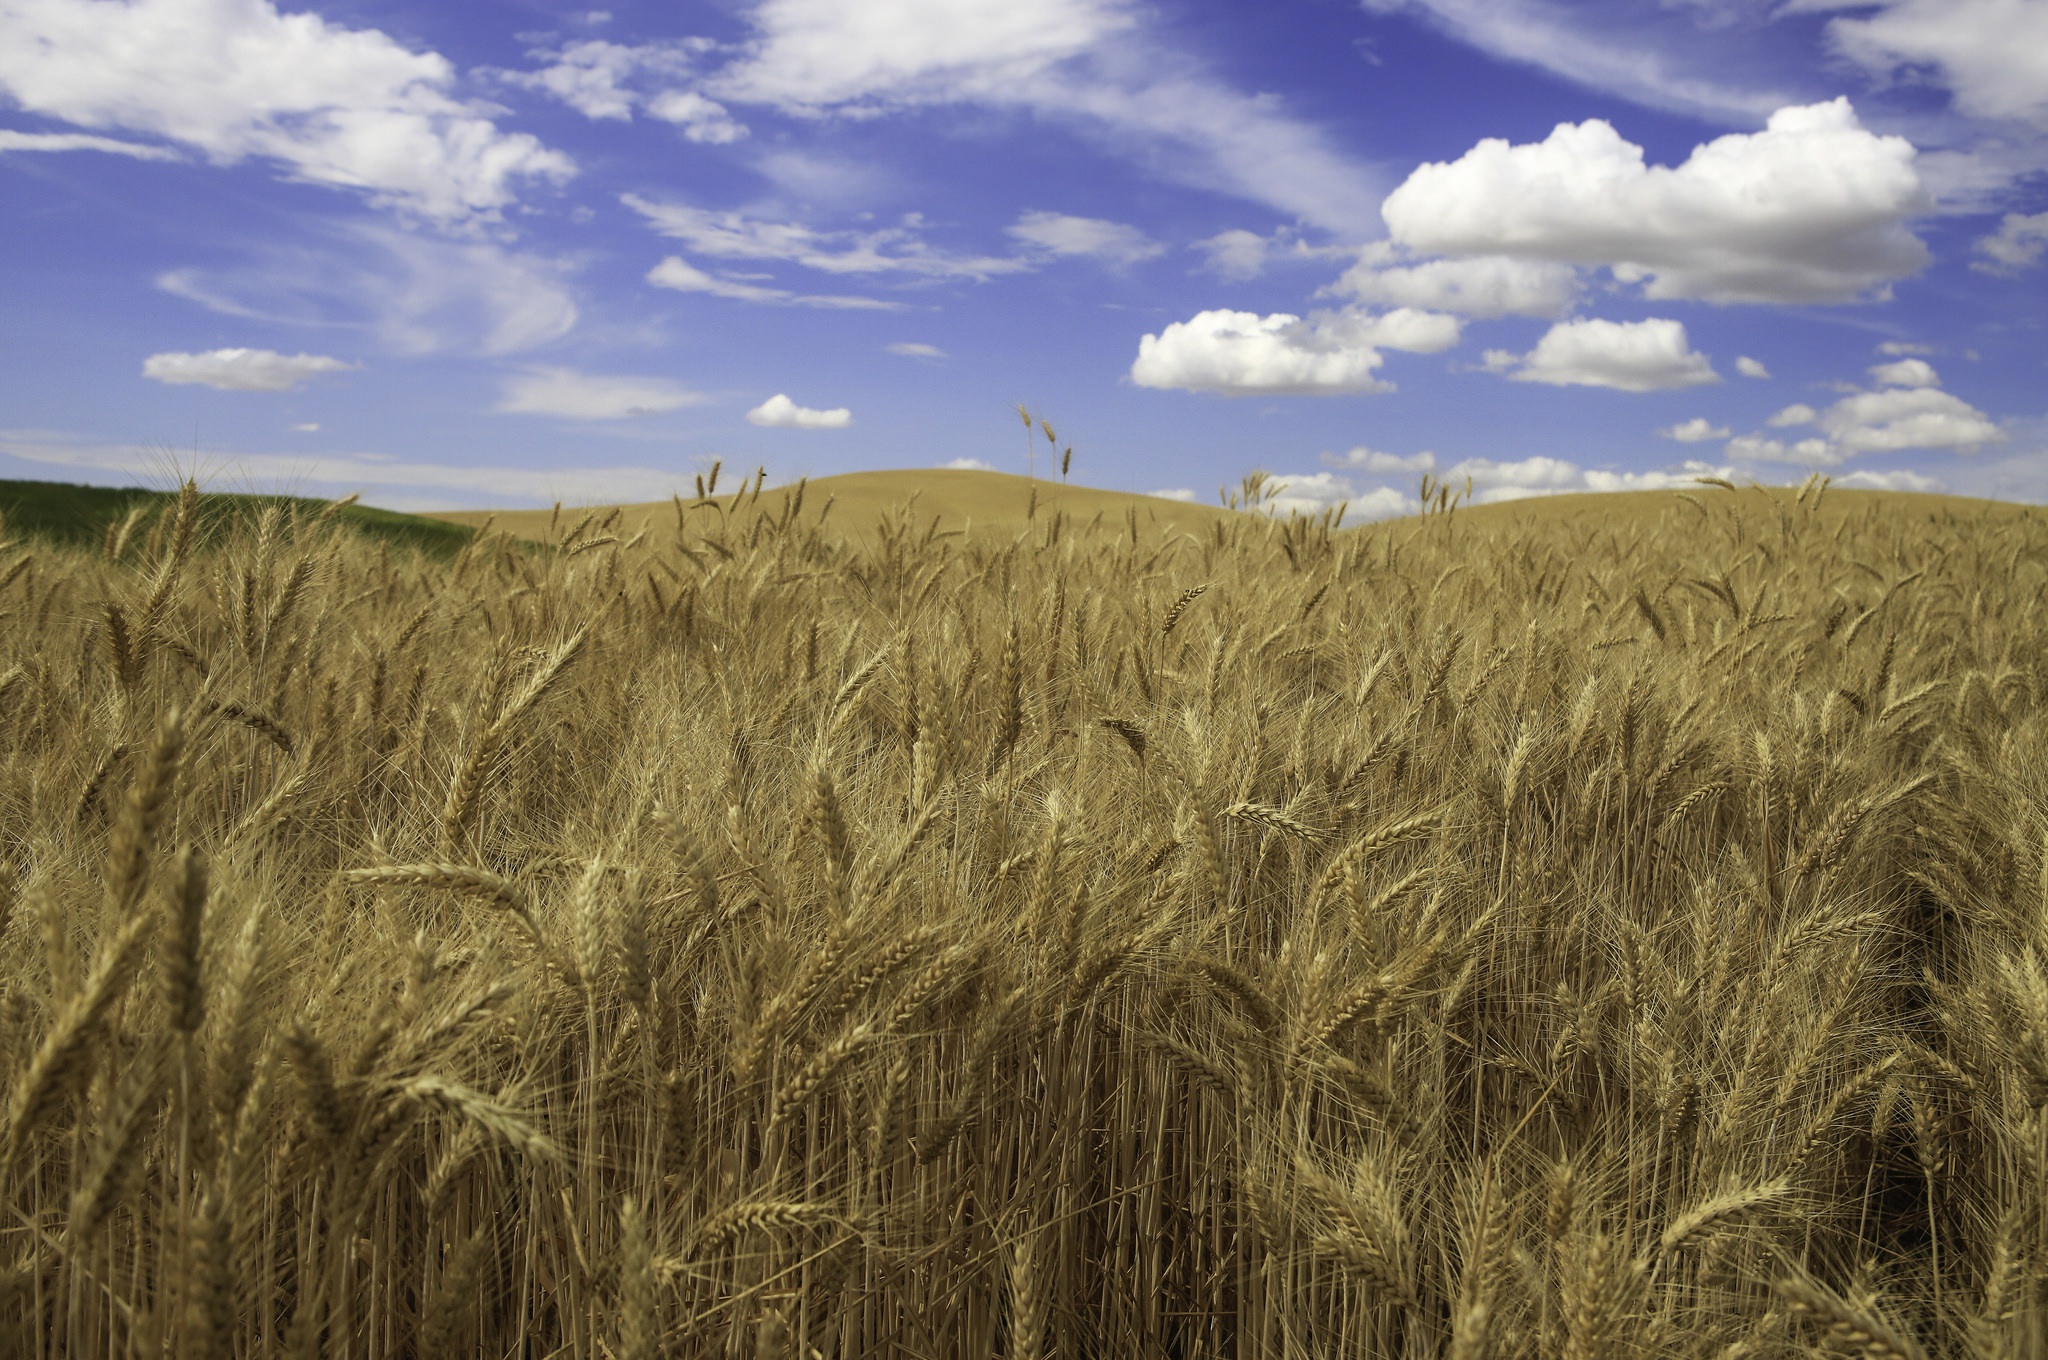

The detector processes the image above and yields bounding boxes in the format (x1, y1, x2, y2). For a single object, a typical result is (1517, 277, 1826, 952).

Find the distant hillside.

(428, 467, 1248, 543)
(426, 467, 2040, 546)
(0, 478, 473, 557)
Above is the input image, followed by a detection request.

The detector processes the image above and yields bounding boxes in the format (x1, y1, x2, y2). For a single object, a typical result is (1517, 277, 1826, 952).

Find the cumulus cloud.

(0, 0, 573, 225)
(1726, 434, 1842, 466)
(1007, 211, 1163, 266)
(156, 225, 579, 356)
(290, 422, 319, 432)
(1822, 385, 2001, 454)
(1147, 487, 1198, 502)
(141, 347, 357, 392)
(1132, 310, 1387, 397)
(1834, 468, 1947, 493)
(1731, 365, 2003, 467)
(1735, 356, 1770, 379)
(939, 457, 996, 470)
(1877, 340, 1935, 356)
(645, 256, 900, 309)
(1378, 99, 1930, 304)
(1827, 0, 2048, 127)
(886, 342, 946, 358)
(1493, 318, 1719, 392)
(1869, 357, 1940, 388)
(1257, 453, 1747, 523)
(0, 128, 178, 158)
(746, 393, 851, 428)
(1661, 417, 1731, 442)
(496, 367, 707, 420)
(1326, 247, 1579, 318)
(1129, 306, 1457, 397)
(624, 196, 1031, 281)
(1974, 211, 2048, 272)
(1323, 447, 1438, 474)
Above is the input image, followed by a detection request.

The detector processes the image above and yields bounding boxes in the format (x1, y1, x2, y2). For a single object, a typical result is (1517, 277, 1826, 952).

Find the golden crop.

(1, 476, 2044, 1358)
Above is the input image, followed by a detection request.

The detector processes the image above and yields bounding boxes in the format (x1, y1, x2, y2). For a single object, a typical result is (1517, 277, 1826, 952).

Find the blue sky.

(1, 0, 2043, 516)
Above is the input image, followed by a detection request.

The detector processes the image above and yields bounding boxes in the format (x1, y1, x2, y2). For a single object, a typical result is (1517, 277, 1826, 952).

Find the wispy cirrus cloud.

(645, 257, 902, 309)
(156, 223, 579, 355)
(624, 196, 1031, 281)
(0, 429, 690, 510)
(495, 367, 709, 420)
(0, 128, 179, 159)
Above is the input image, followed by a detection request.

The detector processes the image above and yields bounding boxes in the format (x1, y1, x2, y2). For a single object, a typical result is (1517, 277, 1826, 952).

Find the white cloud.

(746, 393, 851, 428)
(1821, 385, 2001, 453)
(290, 422, 319, 432)
(0, 128, 178, 158)
(510, 39, 659, 120)
(1731, 378, 2004, 467)
(708, 1, 1384, 234)
(1726, 434, 1843, 466)
(1191, 226, 1352, 281)
(1007, 210, 1163, 266)
(1147, 487, 1198, 502)
(1496, 317, 1719, 392)
(0, 429, 694, 510)
(1261, 452, 1748, 522)
(1735, 355, 1770, 379)
(940, 457, 995, 470)
(141, 347, 357, 392)
(1869, 357, 1940, 388)
(1571, 460, 1745, 493)
(644, 256, 901, 309)
(1195, 229, 1275, 282)
(1261, 471, 1408, 521)
(1324, 307, 1464, 354)
(496, 367, 707, 420)
(1974, 211, 2048, 272)
(1323, 447, 1438, 474)
(1877, 340, 1935, 355)
(1361, 0, 1789, 125)
(1835, 468, 1947, 493)
(1828, 0, 2048, 127)
(504, 38, 745, 141)
(156, 224, 579, 356)
(886, 342, 946, 358)
(0, 0, 573, 225)
(646, 89, 748, 143)
(1326, 247, 1578, 318)
(1379, 99, 1931, 303)
(624, 196, 1031, 281)
(713, 0, 1134, 109)
(1661, 417, 1731, 442)
(1130, 308, 1420, 397)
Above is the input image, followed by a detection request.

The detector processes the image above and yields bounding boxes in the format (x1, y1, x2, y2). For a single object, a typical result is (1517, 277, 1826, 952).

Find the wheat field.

(2, 473, 2046, 1359)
